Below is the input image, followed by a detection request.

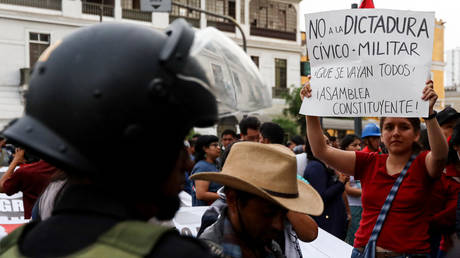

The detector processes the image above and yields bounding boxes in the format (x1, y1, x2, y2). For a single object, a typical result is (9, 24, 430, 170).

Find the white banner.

(300, 9, 435, 117)
(0, 186, 353, 257)
(172, 206, 353, 258)
(0, 168, 28, 239)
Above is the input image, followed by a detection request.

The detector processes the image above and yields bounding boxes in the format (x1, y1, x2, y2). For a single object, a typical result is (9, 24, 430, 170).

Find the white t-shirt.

(346, 176, 362, 207)
(296, 153, 308, 177)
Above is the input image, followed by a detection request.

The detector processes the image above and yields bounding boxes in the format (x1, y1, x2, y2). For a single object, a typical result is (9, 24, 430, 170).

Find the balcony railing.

(0, 0, 61, 10)
(445, 86, 457, 92)
(251, 26, 296, 41)
(122, 8, 151, 22)
(207, 21, 235, 33)
(82, 2, 114, 17)
(170, 1, 200, 28)
(272, 87, 289, 98)
(169, 16, 200, 28)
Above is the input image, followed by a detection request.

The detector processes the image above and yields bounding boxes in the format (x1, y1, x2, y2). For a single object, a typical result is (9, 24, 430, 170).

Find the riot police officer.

(0, 19, 219, 257)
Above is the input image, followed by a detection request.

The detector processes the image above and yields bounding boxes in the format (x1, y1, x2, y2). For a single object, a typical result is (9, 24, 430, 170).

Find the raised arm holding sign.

(299, 9, 435, 117)
(298, 9, 449, 256)
(302, 77, 448, 257)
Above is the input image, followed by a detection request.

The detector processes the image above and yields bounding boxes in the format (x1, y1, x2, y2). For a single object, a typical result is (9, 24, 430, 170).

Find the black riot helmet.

(1, 20, 217, 190)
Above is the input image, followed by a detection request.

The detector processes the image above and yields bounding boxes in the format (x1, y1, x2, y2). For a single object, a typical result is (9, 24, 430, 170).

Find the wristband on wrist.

(424, 111, 437, 120)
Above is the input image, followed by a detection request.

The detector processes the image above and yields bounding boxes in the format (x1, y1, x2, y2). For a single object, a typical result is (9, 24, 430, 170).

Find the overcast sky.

(299, 0, 460, 51)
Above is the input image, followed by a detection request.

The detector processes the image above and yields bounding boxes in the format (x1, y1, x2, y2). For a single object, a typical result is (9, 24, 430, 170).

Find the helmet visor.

(181, 27, 272, 117)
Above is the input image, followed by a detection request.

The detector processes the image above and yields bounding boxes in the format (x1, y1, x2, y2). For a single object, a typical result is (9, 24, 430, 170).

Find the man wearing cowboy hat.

(191, 142, 323, 258)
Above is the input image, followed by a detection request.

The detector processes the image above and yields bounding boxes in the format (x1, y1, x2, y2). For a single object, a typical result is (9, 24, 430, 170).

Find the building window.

(300, 61, 310, 76)
(122, 0, 140, 9)
(277, 9, 286, 31)
(275, 58, 287, 88)
(228, 0, 236, 18)
(170, 0, 201, 28)
(251, 56, 259, 68)
(249, 0, 296, 40)
(29, 32, 50, 68)
(206, 0, 235, 19)
(206, 0, 236, 32)
(240, 0, 245, 24)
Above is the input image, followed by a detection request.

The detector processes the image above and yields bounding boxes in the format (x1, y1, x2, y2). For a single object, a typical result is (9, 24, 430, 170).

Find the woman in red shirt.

(301, 80, 448, 257)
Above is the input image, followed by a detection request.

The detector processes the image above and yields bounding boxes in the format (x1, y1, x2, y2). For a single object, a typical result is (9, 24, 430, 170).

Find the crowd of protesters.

(0, 20, 459, 258)
(2, 108, 459, 257)
(177, 98, 460, 258)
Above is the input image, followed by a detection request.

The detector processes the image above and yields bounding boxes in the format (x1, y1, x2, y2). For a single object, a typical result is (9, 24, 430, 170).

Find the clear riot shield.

(186, 27, 272, 117)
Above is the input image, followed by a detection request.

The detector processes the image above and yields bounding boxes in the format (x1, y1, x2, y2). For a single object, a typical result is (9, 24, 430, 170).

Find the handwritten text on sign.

(299, 9, 435, 117)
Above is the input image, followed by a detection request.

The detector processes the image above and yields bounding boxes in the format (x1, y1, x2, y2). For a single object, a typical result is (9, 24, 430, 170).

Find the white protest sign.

(300, 9, 435, 117)
(0, 167, 28, 240)
(172, 206, 208, 236)
(172, 206, 353, 258)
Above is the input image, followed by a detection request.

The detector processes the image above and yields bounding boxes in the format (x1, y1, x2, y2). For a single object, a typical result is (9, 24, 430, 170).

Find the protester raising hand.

(12, 148, 25, 164)
(302, 77, 448, 256)
(0, 148, 26, 192)
(422, 80, 437, 111)
(337, 172, 350, 184)
(300, 75, 312, 101)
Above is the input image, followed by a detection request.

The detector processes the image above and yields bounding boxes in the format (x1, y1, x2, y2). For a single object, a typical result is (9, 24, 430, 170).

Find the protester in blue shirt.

(191, 135, 221, 206)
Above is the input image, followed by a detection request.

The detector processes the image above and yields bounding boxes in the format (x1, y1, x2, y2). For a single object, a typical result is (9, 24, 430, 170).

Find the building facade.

(432, 19, 446, 106)
(445, 47, 460, 90)
(444, 46, 460, 110)
(0, 0, 303, 131)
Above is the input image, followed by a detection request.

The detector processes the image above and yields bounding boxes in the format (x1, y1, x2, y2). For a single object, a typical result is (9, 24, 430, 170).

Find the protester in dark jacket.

(303, 134, 349, 240)
(429, 121, 460, 257)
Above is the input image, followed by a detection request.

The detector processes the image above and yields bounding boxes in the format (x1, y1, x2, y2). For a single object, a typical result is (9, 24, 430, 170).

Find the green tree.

(186, 129, 196, 140)
(282, 87, 306, 136)
(272, 117, 299, 143)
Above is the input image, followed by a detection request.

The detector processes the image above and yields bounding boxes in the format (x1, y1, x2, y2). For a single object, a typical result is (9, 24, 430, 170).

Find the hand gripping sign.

(299, 9, 435, 117)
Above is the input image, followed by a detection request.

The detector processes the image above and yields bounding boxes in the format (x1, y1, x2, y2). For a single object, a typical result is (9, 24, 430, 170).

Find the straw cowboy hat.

(190, 142, 323, 216)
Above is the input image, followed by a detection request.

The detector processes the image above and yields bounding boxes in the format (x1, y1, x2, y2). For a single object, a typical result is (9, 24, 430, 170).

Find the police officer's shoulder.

(148, 231, 225, 258)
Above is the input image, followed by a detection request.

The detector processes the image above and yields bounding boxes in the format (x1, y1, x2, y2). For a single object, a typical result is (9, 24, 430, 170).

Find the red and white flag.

(359, 0, 375, 8)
